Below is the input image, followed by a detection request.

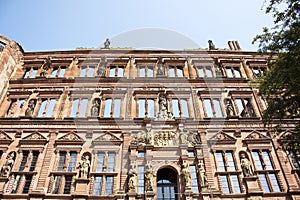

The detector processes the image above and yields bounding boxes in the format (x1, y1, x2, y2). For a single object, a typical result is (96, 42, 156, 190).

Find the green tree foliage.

(253, 0, 300, 158)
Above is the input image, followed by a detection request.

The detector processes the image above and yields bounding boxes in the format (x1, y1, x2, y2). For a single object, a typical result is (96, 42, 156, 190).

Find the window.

(79, 65, 96, 77)
(50, 66, 66, 78)
(103, 98, 121, 118)
(188, 151, 195, 157)
(7, 99, 25, 117)
(215, 151, 241, 194)
(18, 151, 40, 171)
(157, 168, 178, 200)
(23, 68, 38, 78)
(234, 97, 256, 117)
(138, 64, 154, 77)
(170, 98, 189, 118)
(109, 65, 124, 77)
(224, 66, 241, 78)
(289, 150, 300, 169)
(190, 165, 199, 193)
(94, 176, 103, 195)
(70, 98, 89, 117)
(95, 151, 116, 172)
(203, 98, 223, 117)
(138, 99, 155, 118)
(96, 152, 105, 172)
(105, 176, 114, 195)
(23, 175, 33, 193)
(196, 65, 213, 78)
(138, 165, 145, 194)
(37, 98, 56, 117)
(19, 151, 29, 171)
(251, 66, 266, 78)
(52, 175, 73, 194)
(168, 65, 184, 77)
(56, 151, 77, 172)
(252, 150, 281, 192)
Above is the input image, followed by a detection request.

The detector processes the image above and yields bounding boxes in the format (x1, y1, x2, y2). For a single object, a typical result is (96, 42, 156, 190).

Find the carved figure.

(25, 99, 36, 117)
(40, 58, 51, 77)
(97, 57, 106, 76)
(1, 152, 15, 178)
(128, 164, 137, 191)
(79, 155, 90, 179)
(104, 38, 110, 48)
(182, 163, 192, 190)
(214, 64, 223, 77)
(225, 99, 235, 117)
(198, 160, 208, 189)
(91, 99, 100, 116)
(157, 57, 165, 76)
(240, 153, 254, 177)
(208, 40, 216, 50)
(187, 131, 201, 146)
(145, 162, 155, 192)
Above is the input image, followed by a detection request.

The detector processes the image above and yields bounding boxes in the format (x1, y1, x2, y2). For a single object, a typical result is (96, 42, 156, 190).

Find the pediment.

(23, 131, 47, 140)
(245, 130, 269, 140)
(92, 132, 122, 146)
(56, 131, 84, 145)
(0, 130, 12, 145)
(209, 131, 236, 144)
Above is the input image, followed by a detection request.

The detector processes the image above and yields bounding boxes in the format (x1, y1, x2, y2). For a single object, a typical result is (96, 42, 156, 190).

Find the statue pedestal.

(145, 191, 155, 200)
(0, 177, 8, 194)
(183, 191, 193, 200)
(73, 178, 89, 196)
(115, 190, 126, 200)
(128, 191, 138, 200)
(243, 176, 262, 195)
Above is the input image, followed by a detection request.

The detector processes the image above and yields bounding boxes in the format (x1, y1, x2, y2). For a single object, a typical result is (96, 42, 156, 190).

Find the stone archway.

(156, 167, 178, 200)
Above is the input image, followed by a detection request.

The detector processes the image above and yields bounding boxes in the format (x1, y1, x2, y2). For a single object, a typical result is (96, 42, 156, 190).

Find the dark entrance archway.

(156, 167, 178, 200)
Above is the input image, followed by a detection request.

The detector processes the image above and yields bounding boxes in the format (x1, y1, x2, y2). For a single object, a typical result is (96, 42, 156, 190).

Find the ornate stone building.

(0, 34, 299, 200)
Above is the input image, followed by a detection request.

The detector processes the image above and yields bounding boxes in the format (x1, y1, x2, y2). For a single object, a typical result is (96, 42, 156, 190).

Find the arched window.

(156, 168, 178, 200)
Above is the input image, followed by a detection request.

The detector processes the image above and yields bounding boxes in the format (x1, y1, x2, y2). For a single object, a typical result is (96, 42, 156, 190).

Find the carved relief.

(58, 132, 82, 141)
(245, 131, 269, 140)
(0, 152, 16, 178)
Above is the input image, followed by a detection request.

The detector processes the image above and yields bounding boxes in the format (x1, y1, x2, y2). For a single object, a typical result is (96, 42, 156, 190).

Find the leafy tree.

(253, 0, 300, 158)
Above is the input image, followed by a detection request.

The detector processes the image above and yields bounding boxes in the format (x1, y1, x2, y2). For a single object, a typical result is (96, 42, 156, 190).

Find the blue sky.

(0, 0, 273, 52)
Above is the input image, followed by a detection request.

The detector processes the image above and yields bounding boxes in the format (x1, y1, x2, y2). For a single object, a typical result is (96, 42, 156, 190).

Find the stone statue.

(225, 99, 235, 117)
(97, 57, 106, 77)
(128, 164, 137, 192)
(1, 152, 15, 178)
(79, 155, 90, 179)
(157, 57, 165, 76)
(214, 64, 223, 77)
(198, 160, 208, 189)
(240, 153, 254, 177)
(187, 131, 201, 146)
(25, 99, 36, 117)
(208, 40, 216, 50)
(40, 58, 51, 77)
(181, 163, 192, 190)
(145, 162, 155, 192)
(104, 38, 110, 48)
(91, 99, 100, 116)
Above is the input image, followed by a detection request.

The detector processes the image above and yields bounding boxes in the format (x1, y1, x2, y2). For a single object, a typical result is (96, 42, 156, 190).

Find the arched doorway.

(156, 167, 178, 200)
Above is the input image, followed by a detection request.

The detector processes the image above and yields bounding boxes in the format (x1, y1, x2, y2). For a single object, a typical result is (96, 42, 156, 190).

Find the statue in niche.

(214, 64, 223, 77)
(25, 99, 36, 117)
(208, 40, 216, 50)
(145, 162, 155, 192)
(156, 92, 175, 120)
(179, 129, 188, 144)
(128, 164, 137, 192)
(225, 98, 235, 117)
(198, 160, 208, 189)
(104, 38, 110, 48)
(40, 58, 51, 77)
(91, 99, 100, 116)
(157, 57, 165, 76)
(97, 57, 106, 77)
(1, 152, 15, 178)
(240, 152, 254, 177)
(181, 163, 192, 190)
(78, 155, 91, 179)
